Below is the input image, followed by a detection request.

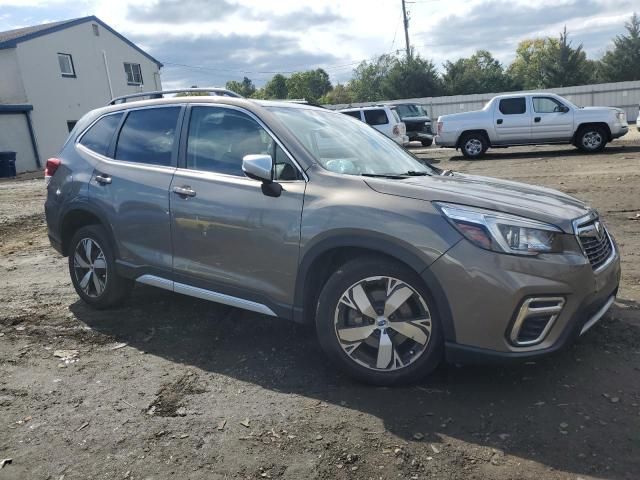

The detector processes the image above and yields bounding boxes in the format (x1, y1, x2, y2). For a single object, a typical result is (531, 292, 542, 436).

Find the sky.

(0, 0, 636, 89)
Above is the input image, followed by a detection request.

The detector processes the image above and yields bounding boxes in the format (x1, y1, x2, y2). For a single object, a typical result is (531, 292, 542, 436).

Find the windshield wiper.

(402, 170, 430, 176)
(361, 173, 408, 179)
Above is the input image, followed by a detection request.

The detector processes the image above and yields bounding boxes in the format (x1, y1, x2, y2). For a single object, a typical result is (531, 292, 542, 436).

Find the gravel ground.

(1, 135, 639, 480)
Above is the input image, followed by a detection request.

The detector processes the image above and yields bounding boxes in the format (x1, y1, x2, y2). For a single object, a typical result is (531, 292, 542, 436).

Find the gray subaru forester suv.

(44, 92, 621, 385)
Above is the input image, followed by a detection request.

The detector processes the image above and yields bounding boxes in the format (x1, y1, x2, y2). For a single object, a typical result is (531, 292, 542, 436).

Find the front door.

(169, 105, 306, 315)
(531, 96, 574, 142)
(85, 106, 182, 275)
(493, 97, 531, 144)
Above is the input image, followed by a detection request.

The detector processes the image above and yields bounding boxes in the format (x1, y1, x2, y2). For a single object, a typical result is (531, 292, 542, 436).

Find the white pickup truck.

(435, 93, 629, 159)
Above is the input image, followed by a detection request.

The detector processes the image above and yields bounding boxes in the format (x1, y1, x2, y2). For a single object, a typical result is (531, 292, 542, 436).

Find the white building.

(0, 16, 163, 173)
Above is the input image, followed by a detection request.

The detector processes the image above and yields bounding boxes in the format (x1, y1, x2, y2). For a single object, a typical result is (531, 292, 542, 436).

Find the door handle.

(173, 186, 196, 198)
(496, 119, 503, 125)
(95, 174, 112, 185)
(534, 117, 541, 123)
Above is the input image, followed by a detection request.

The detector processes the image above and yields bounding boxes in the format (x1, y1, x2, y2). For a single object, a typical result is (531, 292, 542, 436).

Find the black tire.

(315, 256, 443, 385)
(421, 139, 433, 147)
(68, 225, 132, 309)
(576, 125, 607, 153)
(459, 132, 488, 159)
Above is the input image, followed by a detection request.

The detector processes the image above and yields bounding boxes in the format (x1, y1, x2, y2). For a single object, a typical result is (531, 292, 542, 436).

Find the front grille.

(576, 219, 613, 270)
(405, 121, 432, 134)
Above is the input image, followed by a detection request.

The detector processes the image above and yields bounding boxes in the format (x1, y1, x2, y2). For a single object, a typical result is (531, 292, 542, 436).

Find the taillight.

(44, 158, 61, 185)
(392, 125, 400, 136)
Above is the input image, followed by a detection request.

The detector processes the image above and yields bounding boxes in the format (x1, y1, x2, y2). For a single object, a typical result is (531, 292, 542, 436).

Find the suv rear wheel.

(576, 125, 607, 153)
(315, 257, 442, 385)
(460, 132, 488, 159)
(68, 225, 131, 309)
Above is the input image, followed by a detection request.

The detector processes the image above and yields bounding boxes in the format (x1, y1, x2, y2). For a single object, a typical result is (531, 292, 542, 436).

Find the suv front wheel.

(68, 225, 131, 309)
(315, 257, 442, 385)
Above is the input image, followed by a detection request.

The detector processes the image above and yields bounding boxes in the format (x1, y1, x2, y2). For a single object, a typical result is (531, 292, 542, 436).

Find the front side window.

(533, 97, 566, 113)
(364, 109, 389, 125)
(499, 98, 527, 115)
(267, 106, 435, 177)
(58, 53, 75, 77)
(124, 62, 143, 85)
(115, 107, 180, 166)
(186, 106, 299, 179)
(79, 113, 123, 156)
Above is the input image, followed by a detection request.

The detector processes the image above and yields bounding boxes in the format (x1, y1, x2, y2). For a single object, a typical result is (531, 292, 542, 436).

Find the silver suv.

(44, 90, 621, 385)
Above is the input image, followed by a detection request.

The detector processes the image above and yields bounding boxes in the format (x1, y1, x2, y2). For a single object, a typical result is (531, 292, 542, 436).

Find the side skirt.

(136, 274, 277, 317)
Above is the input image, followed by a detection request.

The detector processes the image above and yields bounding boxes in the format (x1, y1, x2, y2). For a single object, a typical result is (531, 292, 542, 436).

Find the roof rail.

(108, 88, 243, 105)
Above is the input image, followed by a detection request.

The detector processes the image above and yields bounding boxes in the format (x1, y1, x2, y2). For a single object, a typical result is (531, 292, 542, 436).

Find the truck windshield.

(267, 106, 433, 177)
(395, 104, 428, 118)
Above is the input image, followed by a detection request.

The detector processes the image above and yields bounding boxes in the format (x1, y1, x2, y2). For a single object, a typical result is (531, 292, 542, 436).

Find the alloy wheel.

(582, 130, 603, 150)
(334, 276, 432, 371)
(73, 238, 108, 298)
(464, 138, 483, 156)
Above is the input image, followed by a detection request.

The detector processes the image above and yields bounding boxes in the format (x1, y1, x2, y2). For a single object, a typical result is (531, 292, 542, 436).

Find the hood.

(365, 173, 592, 232)
(576, 106, 622, 115)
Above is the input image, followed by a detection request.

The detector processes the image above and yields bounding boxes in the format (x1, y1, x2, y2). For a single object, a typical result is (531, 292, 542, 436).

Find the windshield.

(395, 104, 427, 118)
(267, 106, 434, 177)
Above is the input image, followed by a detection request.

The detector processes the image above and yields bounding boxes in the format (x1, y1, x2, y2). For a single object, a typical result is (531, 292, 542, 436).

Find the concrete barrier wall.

(326, 80, 640, 122)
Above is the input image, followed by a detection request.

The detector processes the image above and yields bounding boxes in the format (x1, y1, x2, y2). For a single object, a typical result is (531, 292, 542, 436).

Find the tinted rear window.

(79, 113, 123, 156)
(364, 109, 388, 125)
(115, 107, 180, 166)
(499, 98, 527, 115)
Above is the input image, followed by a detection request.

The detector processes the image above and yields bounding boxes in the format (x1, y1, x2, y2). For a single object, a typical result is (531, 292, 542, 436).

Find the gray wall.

(13, 20, 162, 165)
(0, 113, 38, 172)
(327, 80, 640, 122)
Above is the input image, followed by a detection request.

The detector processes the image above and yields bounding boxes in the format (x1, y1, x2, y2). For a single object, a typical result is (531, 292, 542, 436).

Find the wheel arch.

(293, 232, 456, 341)
(574, 122, 612, 143)
(60, 204, 117, 258)
(456, 129, 491, 148)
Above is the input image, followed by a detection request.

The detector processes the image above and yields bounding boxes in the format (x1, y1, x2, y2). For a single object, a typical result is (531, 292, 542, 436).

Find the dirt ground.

(1, 134, 639, 480)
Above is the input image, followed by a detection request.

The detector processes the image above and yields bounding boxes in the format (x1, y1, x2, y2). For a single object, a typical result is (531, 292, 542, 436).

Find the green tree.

(319, 83, 354, 105)
(264, 73, 289, 99)
(443, 50, 515, 95)
(507, 38, 549, 89)
(349, 54, 395, 102)
(225, 76, 256, 97)
(285, 68, 332, 102)
(381, 54, 443, 99)
(542, 27, 592, 87)
(599, 13, 640, 82)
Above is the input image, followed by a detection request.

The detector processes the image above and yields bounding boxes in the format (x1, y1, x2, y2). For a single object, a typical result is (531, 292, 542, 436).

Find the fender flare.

(59, 199, 118, 257)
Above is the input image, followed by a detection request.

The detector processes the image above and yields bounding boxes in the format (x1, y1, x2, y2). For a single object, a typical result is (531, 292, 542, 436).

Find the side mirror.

(242, 154, 273, 183)
(560, 105, 570, 113)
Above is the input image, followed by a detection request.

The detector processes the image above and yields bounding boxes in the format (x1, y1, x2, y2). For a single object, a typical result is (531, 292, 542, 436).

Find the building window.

(92, 24, 99, 36)
(67, 121, 77, 132)
(58, 53, 75, 77)
(124, 63, 143, 86)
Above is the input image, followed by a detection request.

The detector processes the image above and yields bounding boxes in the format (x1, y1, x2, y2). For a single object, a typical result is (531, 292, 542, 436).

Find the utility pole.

(401, 0, 411, 59)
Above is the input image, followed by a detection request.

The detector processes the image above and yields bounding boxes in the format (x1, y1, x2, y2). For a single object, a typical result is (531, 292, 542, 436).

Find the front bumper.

(426, 236, 621, 363)
(611, 123, 629, 139)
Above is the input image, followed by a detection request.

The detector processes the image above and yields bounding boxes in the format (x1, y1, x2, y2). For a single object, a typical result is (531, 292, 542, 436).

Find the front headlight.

(435, 202, 563, 255)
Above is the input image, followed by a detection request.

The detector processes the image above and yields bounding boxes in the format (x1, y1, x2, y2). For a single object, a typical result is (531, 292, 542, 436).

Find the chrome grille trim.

(510, 297, 566, 346)
(573, 213, 615, 272)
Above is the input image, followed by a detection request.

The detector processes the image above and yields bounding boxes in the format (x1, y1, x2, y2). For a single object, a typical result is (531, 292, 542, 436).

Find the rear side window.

(364, 109, 389, 125)
(79, 113, 123, 156)
(342, 111, 361, 120)
(115, 107, 180, 166)
(499, 98, 527, 115)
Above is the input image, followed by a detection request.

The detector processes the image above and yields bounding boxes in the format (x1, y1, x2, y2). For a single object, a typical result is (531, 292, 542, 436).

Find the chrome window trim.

(184, 103, 308, 182)
(76, 143, 177, 175)
(136, 274, 277, 317)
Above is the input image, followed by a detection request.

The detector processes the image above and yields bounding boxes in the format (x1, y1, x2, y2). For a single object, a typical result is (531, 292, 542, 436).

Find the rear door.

(85, 105, 182, 275)
(531, 96, 574, 141)
(169, 105, 306, 314)
(493, 97, 531, 144)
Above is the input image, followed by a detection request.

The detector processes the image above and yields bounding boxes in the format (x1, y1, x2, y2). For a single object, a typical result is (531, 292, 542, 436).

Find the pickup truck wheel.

(315, 256, 443, 385)
(577, 126, 607, 153)
(460, 133, 487, 159)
